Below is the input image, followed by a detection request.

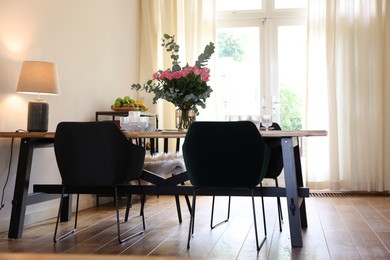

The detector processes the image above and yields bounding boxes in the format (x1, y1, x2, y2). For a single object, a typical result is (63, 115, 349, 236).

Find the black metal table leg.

(9, 138, 34, 239)
(294, 144, 308, 228)
(8, 137, 71, 239)
(281, 137, 304, 247)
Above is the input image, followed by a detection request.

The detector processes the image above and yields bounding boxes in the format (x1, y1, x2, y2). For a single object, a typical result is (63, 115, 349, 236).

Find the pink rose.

(160, 69, 170, 80)
(182, 67, 191, 77)
(200, 73, 210, 82)
(152, 72, 159, 79)
(172, 71, 182, 79)
(192, 66, 201, 75)
(202, 67, 210, 74)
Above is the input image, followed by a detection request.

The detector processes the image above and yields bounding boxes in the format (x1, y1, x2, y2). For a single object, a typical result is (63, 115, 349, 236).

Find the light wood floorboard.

(0, 195, 390, 259)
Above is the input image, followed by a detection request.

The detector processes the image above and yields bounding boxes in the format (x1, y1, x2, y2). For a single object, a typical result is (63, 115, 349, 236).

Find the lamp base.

(27, 101, 49, 132)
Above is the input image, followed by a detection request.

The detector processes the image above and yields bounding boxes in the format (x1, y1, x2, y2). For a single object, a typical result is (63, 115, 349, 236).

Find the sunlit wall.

(0, 0, 140, 232)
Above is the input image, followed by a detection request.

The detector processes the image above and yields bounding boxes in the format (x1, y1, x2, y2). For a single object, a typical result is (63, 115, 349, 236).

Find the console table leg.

(8, 138, 33, 239)
(8, 137, 71, 238)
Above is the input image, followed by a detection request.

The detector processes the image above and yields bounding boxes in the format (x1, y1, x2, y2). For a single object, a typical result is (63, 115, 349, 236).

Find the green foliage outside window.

(217, 32, 245, 62)
(280, 88, 302, 130)
(217, 31, 302, 129)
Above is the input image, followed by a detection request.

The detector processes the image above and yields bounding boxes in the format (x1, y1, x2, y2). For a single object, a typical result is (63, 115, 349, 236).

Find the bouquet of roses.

(131, 34, 215, 115)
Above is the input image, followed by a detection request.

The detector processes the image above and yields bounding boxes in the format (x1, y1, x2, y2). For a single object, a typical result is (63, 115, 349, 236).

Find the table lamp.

(16, 61, 60, 132)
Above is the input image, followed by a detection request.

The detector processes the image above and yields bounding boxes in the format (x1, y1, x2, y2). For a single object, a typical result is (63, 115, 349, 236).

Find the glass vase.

(175, 108, 196, 130)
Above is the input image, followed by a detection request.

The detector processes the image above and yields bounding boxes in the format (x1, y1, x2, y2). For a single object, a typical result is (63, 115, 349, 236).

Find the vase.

(175, 108, 196, 130)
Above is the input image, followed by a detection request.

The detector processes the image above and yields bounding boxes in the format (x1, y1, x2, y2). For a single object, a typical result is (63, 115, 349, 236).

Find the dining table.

(0, 128, 326, 247)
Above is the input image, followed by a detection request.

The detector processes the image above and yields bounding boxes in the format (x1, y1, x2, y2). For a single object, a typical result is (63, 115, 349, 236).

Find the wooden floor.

(0, 194, 389, 259)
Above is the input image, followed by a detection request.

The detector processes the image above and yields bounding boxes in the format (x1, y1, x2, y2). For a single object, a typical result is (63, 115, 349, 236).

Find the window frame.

(215, 0, 307, 122)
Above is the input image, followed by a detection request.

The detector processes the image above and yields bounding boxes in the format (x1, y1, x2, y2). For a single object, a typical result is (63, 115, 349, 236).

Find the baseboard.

(310, 191, 390, 197)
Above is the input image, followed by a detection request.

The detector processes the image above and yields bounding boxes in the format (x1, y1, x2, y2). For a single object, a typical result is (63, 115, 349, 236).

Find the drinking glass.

(138, 117, 149, 132)
(250, 115, 261, 128)
(120, 116, 129, 131)
(127, 111, 140, 131)
(261, 115, 272, 131)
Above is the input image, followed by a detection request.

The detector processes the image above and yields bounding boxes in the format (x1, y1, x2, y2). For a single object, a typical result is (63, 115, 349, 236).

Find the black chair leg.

(184, 194, 192, 213)
(251, 189, 267, 251)
(134, 179, 145, 218)
(54, 187, 79, 243)
(188, 189, 266, 251)
(274, 178, 283, 231)
(182, 182, 192, 214)
(174, 181, 192, 224)
(175, 195, 183, 223)
(140, 194, 146, 217)
(187, 190, 197, 249)
(115, 187, 145, 243)
(96, 195, 100, 207)
(124, 194, 132, 222)
(210, 196, 231, 229)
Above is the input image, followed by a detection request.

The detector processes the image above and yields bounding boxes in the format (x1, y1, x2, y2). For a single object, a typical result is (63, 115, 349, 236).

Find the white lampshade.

(17, 61, 60, 95)
(16, 61, 60, 132)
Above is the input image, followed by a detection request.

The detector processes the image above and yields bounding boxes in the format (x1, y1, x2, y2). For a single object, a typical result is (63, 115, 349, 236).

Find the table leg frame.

(8, 138, 34, 239)
(281, 137, 306, 247)
(8, 138, 71, 239)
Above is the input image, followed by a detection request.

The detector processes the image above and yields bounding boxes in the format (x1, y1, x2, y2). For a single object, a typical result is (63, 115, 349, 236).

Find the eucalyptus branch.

(195, 42, 215, 68)
(162, 34, 181, 70)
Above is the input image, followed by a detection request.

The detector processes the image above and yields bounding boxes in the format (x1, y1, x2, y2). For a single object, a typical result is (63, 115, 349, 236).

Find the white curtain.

(137, 0, 216, 129)
(306, 0, 390, 191)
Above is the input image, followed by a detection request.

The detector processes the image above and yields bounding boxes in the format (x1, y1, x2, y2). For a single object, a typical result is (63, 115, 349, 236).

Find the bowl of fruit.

(111, 96, 148, 112)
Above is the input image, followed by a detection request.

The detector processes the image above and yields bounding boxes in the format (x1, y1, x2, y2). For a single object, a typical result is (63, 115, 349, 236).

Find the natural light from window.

(216, 0, 261, 11)
(216, 27, 260, 119)
(214, 0, 307, 130)
(274, 0, 307, 9)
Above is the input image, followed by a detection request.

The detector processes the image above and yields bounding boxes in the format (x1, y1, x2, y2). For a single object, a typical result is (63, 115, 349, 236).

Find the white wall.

(0, 0, 140, 232)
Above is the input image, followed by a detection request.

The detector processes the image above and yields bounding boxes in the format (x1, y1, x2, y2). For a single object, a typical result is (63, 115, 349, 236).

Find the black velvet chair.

(261, 122, 284, 231)
(183, 121, 270, 250)
(53, 121, 146, 243)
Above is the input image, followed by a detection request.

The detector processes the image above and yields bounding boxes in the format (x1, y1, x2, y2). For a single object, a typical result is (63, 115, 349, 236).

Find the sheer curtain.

(306, 0, 390, 191)
(137, 0, 216, 129)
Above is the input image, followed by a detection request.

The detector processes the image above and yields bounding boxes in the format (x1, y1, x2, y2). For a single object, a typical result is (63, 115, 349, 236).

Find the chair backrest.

(54, 121, 145, 187)
(262, 122, 284, 179)
(182, 121, 270, 188)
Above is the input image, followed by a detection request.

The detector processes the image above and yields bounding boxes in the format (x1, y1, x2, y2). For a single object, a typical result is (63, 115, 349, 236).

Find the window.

(216, 0, 262, 11)
(212, 0, 307, 130)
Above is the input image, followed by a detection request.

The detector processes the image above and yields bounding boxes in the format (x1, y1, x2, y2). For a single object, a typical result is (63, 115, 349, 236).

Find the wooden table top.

(0, 129, 327, 139)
